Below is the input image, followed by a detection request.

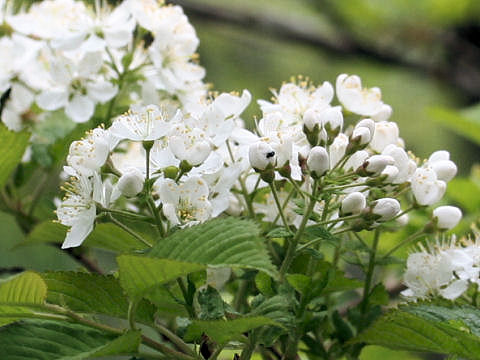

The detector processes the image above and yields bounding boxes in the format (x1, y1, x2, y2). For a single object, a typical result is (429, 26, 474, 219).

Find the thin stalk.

(269, 184, 292, 233)
(360, 229, 380, 313)
(279, 179, 319, 279)
(128, 300, 138, 330)
(145, 146, 165, 238)
(177, 278, 195, 318)
(100, 206, 150, 221)
(155, 321, 197, 357)
(323, 181, 370, 192)
(234, 279, 249, 312)
(382, 229, 425, 258)
(108, 213, 152, 247)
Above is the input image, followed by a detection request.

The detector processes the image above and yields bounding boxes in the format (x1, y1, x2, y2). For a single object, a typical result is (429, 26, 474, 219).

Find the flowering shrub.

(0, 1, 479, 359)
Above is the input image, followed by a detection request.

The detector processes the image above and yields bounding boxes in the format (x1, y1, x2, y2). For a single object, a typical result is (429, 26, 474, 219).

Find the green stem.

(177, 278, 195, 318)
(128, 300, 138, 330)
(269, 184, 292, 233)
(108, 213, 152, 247)
(155, 321, 197, 357)
(361, 229, 380, 313)
(144, 145, 165, 238)
(100, 206, 150, 221)
(279, 179, 319, 279)
(234, 279, 249, 312)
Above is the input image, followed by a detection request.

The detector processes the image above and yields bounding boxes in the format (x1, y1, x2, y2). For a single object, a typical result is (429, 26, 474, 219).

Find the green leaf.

(304, 224, 339, 243)
(23, 222, 148, 252)
(197, 285, 225, 320)
(0, 272, 47, 326)
(429, 107, 480, 145)
(323, 271, 362, 294)
(0, 320, 140, 359)
(40, 272, 155, 325)
(368, 284, 389, 306)
(250, 295, 294, 327)
(286, 274, 311, 295)
(184, 317, 276, 344)
(0, 123, 30, 188)
(353, 306, 480, 359)
(255, 272, 275, 297)
(117, 255, 205, 299)
(149, 217, 277, 277)
(266, 227, 293, 238)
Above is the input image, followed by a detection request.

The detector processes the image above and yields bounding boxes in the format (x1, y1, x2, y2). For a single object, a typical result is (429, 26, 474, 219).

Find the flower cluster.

(57, 90, 251, 248)
(0, 0, 205, 130)
(402, 233, 480, 301)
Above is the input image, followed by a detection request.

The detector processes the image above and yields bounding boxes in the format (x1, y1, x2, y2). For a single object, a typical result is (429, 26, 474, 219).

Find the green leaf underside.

(40, 272, 155, 324)
(353, 306, 480, 359)
(117, 255, 205, 298)
(250, 295, 294, 327)
(23, 222, 147, 252)
(0, 123, 30, 189)
(149, 217, 277, 277)
(184, 317, 277, 344)
(0, 272, 47, 326)
(0, 320, 140, 359)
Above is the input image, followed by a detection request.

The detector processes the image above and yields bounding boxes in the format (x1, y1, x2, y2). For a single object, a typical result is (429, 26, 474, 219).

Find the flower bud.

(356, 118, 375, 136)
(433, 206, 462, 230)
(351, 126, 371, 146)
(249, 142, 276, 171)
(163, 166, 179, 180)
(371, 198, 400, 221)
(341, 192, 366, 215)
(116, 168, 144, 197)
(381, 165, 399, 183)
(320, 106, 343, 140)
(307, 146, 329, 178)
(428, 151, 457, 182)
(358, 155, 394, 176)
(303, 108, 321, 132)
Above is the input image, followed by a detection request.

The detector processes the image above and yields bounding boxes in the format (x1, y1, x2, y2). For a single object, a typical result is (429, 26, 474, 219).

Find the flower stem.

(269, 183, 292, 233)
(382, 229, 425, 258)
(154, 321, 197, 357)
(361, 229, 380, 313)
(108, 213, 152, 247)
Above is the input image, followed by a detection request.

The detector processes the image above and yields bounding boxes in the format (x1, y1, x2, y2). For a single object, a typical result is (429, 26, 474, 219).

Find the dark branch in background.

(61, 246, 104, 274)
(172, 0, 480, 102)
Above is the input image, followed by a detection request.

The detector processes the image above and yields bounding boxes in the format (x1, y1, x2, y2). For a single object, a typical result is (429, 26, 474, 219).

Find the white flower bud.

(356, 118, 375, 137)
(411, 167, 446, 206)
(372, 198, 400, 221)
(320, 106, 343, 133)
(344, 150, 369, 171)
(364, 155, 394, 175)
(341, 192, 366, 215)
(428, 151, 457, 182)
(351, 126, 371, 145)
(303, 108, 321, 132)
(307, 146, 329, 177)
(371, 104, 392, 122)
(381, 165, 399, 183)
(116, 168, 144, 197)
(433, 206, 462, 230)
(329, 134, 349, 168)
(249, 141, 276, 170)
(370, 121, 400, 152)
(396, 213, 409, 227)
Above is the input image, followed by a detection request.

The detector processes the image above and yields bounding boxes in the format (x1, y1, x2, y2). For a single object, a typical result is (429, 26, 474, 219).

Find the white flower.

(329, 134, 349, 168)
(433, 206, 462, 230)
(249, 141, 276, 171)
(336, 74, 385, 116)
(1, 83, 35, 131)
(115, 167, 144, 198)
(352, 118, 375, 145)
(427, 150, 457, 182)
(169, 123, 211, 166)
(56, 169, 108, 248)
(372, 198, 400, 221)
(307, 146, 329, 177)
(319, 106, 343, 134)
(341, 192, 366, 215)
(110, 104, 173, 141)
(382, 144, 415, 184)
(344, 150, 369, 171)
(36, 52, 118, 123)
(303, 108, 321, 132)
(67, 128, 110, 176)
(157, 176, 212, 226)
(369, 121, 401, 153)
(411, 167, 446, 206)
(371, 104, 392, 122)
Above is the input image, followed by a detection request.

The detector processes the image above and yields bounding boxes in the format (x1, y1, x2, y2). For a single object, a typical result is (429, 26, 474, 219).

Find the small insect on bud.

(341, 192, 366, 215)
(432, 206, 462, 230)
(116, 168, 144, 197)
(371, 198, 400, 222)
(249, 141, 276, 171)
(307, 146, 329, 178)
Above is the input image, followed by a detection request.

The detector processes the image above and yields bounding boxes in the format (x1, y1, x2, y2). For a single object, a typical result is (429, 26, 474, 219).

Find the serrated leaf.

(266, 227, 293, 238)
(0, 123, 30, 188)
(0, 320, 139, 359)
(353, 307, 480, 359)
(286, 274, 311, 295)
(304, 225, 339, 243)
(184, 317, 276, 344)
(323, 272, 362, 294)
(22, 222, 148, 252)
(0, 272, 47, 326)
(117, 255, 205, 299)
(250, 295, 294, 327)
(255, 272, 275, 297)
(197, 286, 225, 320)
(149, 217, 277, 277)
(41, 272, 155, 325)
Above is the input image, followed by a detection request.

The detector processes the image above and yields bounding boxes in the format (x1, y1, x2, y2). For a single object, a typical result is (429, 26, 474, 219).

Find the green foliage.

(197, 285, 225, 320)
(0, 123, 30, 188)
(149, 217, 277, 277)
(23, 221, 149, 252)
(430, 106, 480, 145)
(117, 255, 205, 299)
(353, 304, 480, 359)
(184, 317, 276, 345)
(0, 320, 140, 359)
(41, 272, 155, 324)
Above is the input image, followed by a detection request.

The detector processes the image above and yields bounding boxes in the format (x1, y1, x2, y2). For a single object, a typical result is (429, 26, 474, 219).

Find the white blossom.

(336, 74, 385, 116)
(249, 141, 276, 171)
(411, 167, 446, 206)
(372, 198, 400, 221)
(433, 206, 462, 230)
(341, 192, 366, 215)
